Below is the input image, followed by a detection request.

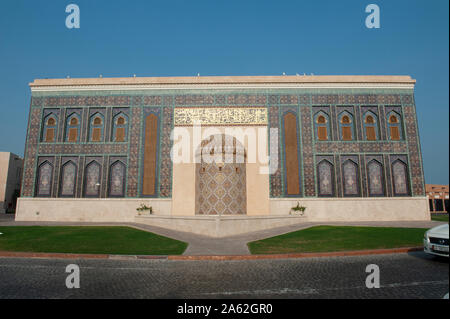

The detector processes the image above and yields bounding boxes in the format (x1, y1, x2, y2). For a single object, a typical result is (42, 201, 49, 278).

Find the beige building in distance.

(426, 184, 449, 212)
(0, 152, 23, 213)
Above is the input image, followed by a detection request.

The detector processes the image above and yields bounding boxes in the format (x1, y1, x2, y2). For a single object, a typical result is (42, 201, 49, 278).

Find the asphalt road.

(0, 251, 448, 299)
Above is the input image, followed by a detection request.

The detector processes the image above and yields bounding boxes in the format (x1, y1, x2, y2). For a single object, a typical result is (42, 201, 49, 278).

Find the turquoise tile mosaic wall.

(22, 88, 425, 199)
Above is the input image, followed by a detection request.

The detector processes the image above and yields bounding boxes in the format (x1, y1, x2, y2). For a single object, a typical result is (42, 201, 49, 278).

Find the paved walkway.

(0, 252, 449, 300)
(1, 252, 448, 298)
(0, 214, 445, 255)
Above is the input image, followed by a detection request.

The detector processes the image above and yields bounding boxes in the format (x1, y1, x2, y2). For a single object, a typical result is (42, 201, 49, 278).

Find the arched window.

(65, 113, 81, 142)
(367, 160, 384, 196)
(392, 159, 409, 196)
(363, 112, 378, 141)
(84, 160, 101, 197)
(342, 160, 359, 196)
(112, 113, 129, 142)
(36, 161, 53, 197)
(42, 113, 58, 142)
(317, 160, 334, 197)
(109, 160, 126, 197)
(314, 112, 331, 141)
(59, 161, 77, 197)
(338, 112, 354, 141)
(387, 112, 402, 140)
(89, 113, 104, 142)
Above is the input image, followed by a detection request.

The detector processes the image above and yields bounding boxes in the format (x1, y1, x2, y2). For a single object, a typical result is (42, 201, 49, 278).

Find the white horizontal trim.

(270, 197, 427, 201)
(135, 215, 306, 221)
(31, 83, 415, 92)
(17, 197, 172, 202)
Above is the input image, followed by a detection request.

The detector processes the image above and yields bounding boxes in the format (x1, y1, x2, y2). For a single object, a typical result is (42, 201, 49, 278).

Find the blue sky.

(0, 0, 448, 184)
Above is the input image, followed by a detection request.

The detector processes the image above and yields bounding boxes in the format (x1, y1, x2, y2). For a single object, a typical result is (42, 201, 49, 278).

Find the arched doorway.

(195, 134, 247, 215)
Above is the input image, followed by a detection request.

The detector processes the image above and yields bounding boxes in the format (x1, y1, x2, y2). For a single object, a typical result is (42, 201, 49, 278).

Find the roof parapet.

(29, 75, 416, 87)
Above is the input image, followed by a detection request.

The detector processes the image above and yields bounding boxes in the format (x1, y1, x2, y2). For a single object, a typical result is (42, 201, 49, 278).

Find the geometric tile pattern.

(315, 141, 408, 154)
(22, 105, 42, 197)
(195, 162, 246, 215)
(127, 107, 142, 197)
(38, 143, 128, 155)
(403, 105, 425, 196)
(300, 106, 316, 197)
(22, 91, 425, 201)
(268, 106, 282, 197)
(159, 106, 173, 197)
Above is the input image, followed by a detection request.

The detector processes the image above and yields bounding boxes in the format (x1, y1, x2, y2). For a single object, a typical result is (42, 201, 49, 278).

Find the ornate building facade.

(16, 75, 430, 236)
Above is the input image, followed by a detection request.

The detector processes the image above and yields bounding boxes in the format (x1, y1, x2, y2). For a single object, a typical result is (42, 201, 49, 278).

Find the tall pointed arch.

(65, 112, 81, 142)
(89, 112, 105, 142)
(59, 160, 77, 197)
(317, 159, 335, 197)
(367, 159, 384, 196)
(42, 113, 58, 142)
(363, 111, 379, 141)
(109, 160, 126, 197)
(342, 159, 359, 196)
(314, 111, 331, 141)
(392, 159, 409, 196)
(112, 112, 129, 142)
(84, 160, 101, 197)
(338, 111, 355, 141)
(387, 111, 403, 141)
(36, 161, 53, 197)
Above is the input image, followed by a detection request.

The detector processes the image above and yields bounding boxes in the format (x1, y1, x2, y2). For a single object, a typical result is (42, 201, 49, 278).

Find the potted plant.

(290, 202, 306, 216)
(136, 203, 153, 215)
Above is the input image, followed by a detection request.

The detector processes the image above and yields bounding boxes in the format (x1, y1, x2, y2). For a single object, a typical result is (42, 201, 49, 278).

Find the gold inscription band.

(174, 107, 268, 126)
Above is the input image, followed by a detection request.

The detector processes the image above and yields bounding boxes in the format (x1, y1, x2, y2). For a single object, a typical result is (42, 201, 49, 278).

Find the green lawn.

(248, 225, 427, 255)
(0, 226, 187, 255)
(431, 214, 449, 222)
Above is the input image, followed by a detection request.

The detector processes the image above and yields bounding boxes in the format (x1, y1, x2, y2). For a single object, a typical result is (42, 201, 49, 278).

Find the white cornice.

(31, 82, 415, 92)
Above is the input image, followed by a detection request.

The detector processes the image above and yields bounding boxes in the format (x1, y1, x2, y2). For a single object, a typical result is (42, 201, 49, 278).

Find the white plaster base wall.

(16, 197, 430, 235)
(270, 197, 430, 221)
(135, 215, 307, 237)
(15, 198, 172, 222)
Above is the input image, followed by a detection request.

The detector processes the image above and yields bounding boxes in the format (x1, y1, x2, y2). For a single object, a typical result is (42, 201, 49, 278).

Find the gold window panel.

(45, 128, 55, 142)
(68, 128, 78, 142)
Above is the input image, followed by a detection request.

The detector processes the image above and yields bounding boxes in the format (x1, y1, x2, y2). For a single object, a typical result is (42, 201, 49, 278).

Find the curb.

(167, 247, 423, 260)
(0, 251, 109, 259)
(0, 247, 423, 261)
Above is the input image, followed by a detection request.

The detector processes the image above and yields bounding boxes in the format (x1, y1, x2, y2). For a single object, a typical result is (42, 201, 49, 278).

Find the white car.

(423, 224, 449, 257)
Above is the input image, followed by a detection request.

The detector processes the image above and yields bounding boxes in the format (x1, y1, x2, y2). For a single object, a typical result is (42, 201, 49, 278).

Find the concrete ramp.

(135, 215, 308, 237)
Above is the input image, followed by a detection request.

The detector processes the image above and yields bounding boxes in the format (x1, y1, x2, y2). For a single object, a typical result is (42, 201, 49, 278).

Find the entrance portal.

(195, 134, 246, 215)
